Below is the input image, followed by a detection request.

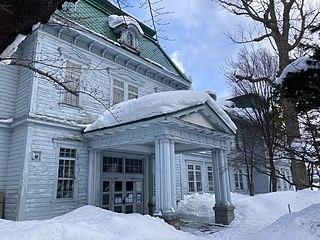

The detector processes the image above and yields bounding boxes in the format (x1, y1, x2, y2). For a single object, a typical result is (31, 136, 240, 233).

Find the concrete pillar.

(212, 149, 235, 225)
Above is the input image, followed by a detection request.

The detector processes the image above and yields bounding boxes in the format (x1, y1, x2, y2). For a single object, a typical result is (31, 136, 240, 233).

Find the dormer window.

(127, 31, 134, 47)
(108, 15, 144, 53)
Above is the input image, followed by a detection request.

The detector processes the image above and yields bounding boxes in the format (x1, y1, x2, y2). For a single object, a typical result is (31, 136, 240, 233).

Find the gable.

(180, 112, 213, 129)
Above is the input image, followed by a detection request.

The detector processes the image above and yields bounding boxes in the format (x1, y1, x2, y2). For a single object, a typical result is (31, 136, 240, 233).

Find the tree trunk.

(249, 182, 255, 196)
(281, 98, 309, 190)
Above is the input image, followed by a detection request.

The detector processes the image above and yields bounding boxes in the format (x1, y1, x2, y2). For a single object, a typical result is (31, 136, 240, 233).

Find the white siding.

(23, 124, 88, 220)
(4, 124, 28, 220)
(0, 127, 10, 190)
(0, 65, 18, 118)
(31, 30, 177, 125)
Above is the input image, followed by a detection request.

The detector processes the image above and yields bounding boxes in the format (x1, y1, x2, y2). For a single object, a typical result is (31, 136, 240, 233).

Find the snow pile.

(178, 189, 320, 239)
(178, 192, 215, 218)
(84, 90, 237, 133)
(251, 203, 320, 240)
(1, 190, 320, 239)
(0, 206, 198, 240)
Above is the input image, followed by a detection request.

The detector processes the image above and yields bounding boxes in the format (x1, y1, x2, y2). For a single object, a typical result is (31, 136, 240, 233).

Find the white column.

(218, 149, 228, 205)
(224, 150, 232, 205)
(87, 150, 96, 205)
(155, 139, 161, 213)
(170, 139, 176, 210)
(161, 138, 171, 211)
(154, 137, 176, 215)
(212, 150, 221, 205)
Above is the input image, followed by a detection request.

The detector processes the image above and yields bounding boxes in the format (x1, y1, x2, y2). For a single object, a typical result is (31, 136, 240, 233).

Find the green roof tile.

(59, 0, 187, 80)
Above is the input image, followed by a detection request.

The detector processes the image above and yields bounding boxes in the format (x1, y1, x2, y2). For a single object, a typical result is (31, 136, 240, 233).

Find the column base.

(213, 205, 235, 225)
(160, 213, 181, 230)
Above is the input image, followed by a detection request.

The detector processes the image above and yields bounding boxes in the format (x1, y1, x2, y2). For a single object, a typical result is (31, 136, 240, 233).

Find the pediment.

(173, 104, 236, 134)
(180, 112, 214, 129)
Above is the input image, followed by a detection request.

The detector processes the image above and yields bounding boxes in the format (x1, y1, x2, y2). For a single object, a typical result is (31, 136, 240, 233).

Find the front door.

(102, 179, 143, 213)
(101, 155, 144, 214)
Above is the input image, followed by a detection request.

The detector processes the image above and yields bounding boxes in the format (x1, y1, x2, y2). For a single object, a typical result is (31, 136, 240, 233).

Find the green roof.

(60, 0, 187, 79)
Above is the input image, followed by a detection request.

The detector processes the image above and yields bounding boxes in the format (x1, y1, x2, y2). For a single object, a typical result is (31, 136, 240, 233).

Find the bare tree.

(214, 0, 320, 189)
(228, 119, 266, 196)
(224, 46, 284, 192)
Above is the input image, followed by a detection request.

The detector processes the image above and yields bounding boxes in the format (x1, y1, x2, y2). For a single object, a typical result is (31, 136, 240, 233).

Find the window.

(234, 170, 244, 190)
(188, 164, 202, 192)
(63, 61, 81, 106)
(112, 80, 138, 105)
(103, 156, 123, 173)
(125, 158, 143, 173)
(57, 147, 77, 198)
(128, 84, 138, 100)
(102, 156, 143, 174)
(113, 79, 125, 105)
(126, 31, 135, 47)
(207, 166, 214, 192)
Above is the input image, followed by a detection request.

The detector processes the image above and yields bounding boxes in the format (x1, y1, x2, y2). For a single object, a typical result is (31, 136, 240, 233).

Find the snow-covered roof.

(84, 90, 237, 133)
(276, 56, 319, 84)
(108, 15, 144, 35)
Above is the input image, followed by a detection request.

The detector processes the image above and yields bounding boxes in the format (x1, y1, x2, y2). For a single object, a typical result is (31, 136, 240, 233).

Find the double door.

(102, 178, 143, 214)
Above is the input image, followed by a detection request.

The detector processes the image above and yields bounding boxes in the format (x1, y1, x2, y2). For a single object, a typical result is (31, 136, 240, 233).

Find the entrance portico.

(83, 91, 236, 224)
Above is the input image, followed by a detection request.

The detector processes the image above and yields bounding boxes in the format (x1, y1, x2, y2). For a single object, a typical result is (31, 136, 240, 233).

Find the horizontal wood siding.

(0, 65, 18, 118)
(14, 36, 36, 118)
(23, 123, 88, 220)
(253, 171, 269, 194)
(31, 30, 176, 125)
(0, 127, 10, 191)
(4, 124, 27, 220)
(179, 153, 213, 198)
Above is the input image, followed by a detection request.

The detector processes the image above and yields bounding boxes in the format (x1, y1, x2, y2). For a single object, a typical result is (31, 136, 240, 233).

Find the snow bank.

(0, 206, 198, 240)
(85, 90, 237, 133)
(178, 189, 320, 239)
(1, 190, 320, 240)
(251, 203, 320, 240)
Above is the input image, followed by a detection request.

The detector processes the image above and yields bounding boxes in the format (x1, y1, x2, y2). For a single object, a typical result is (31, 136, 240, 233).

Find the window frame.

(234, 170, 244, 191)
(112, 79, 139, 105)
(52, 142, 80, 203)
(61, 61, 81, 107)
(187, 164, 203, 193)
(207, 165, 214, 192)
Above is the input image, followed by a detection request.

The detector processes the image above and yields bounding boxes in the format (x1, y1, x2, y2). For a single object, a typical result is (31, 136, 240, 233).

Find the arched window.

(126, 31, 135, 48)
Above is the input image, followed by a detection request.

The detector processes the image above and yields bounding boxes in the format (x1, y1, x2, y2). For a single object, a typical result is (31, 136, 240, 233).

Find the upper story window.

(63, 61, 81, 107)
(108, 15, 144, 53)
(112, 79, 138, 105)
(126, 31, 135, 48)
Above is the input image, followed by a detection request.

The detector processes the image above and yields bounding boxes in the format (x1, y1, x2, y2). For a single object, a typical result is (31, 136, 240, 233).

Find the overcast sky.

(116, 0, 248, 97)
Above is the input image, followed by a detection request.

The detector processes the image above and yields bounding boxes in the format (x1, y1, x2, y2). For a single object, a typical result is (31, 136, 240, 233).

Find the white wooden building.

(0, 0, 290, 225)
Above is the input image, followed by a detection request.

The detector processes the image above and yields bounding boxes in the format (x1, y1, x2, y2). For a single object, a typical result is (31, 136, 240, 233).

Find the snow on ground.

(0, 206, 197, 240)
(0, 190, 320, 240)
(178, 189, 320, 240)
